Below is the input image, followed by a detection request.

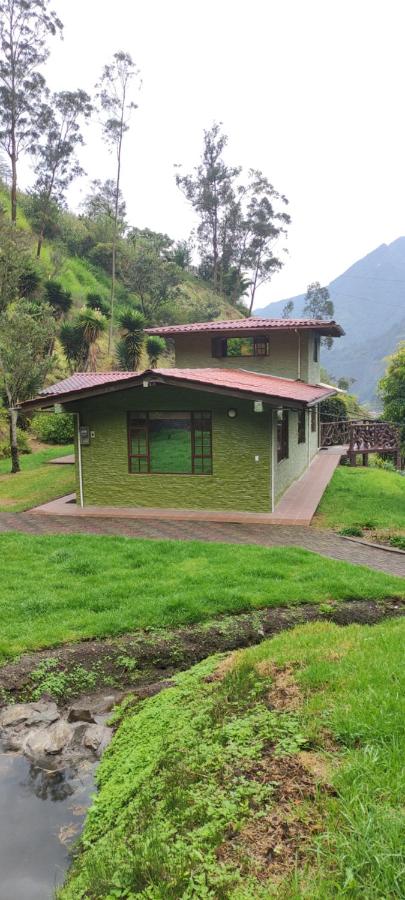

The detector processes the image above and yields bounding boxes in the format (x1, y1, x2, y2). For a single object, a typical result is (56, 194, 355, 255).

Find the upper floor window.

(212, 336, 269, 359)
(128, 411, 212, 475)
(298, 409, 306, 443)
(277, 410, 289, 462)
(313, 336, 320, 363)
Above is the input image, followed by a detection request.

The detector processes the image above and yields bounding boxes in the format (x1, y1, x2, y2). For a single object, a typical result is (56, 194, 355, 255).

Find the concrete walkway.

(270, 446, 346, 524)
(0, 511, 404, 577)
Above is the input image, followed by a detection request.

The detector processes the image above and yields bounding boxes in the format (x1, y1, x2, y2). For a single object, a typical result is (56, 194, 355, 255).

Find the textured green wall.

(174, 331, 321, 384)
(68, 385, 272, 512)
(273, 407, 319, 502)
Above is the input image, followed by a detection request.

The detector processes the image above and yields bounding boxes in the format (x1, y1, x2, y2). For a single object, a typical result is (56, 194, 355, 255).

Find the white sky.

(22, 0, 405, 306)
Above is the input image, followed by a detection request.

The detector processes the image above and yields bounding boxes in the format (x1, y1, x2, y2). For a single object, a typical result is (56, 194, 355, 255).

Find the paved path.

(0, 512, 404, 577)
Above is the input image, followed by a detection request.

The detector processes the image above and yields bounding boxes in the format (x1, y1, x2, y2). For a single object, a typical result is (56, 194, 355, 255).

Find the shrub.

(0, 406, 31, 458)
(339, 526, 364, 537)
(374, 455, 397, 472)
(32, 412, 74, 445)
(389, 536, 405, 551)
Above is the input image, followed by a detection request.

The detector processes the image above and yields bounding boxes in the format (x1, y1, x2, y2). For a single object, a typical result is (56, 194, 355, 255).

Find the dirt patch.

(252, 662, 303, 712)
(218, 752, 328, 880)
(1, 598, 404, 706)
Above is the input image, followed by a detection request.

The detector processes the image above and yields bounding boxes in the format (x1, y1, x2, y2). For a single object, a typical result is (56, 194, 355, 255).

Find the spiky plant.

(76, 308, 107, 371)
(86, 292, 110, 317)
(44, 281, 72, 319)
(116, 308, 145, 371)
(146, 335, 166, 368)
(59, 322, 86, 373)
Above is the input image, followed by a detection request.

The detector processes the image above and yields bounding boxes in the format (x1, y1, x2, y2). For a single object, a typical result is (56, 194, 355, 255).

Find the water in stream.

(0, 749, 95, 900)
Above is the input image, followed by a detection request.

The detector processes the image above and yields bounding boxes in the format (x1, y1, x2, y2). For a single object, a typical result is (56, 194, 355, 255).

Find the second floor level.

(146, 317, 344, 384)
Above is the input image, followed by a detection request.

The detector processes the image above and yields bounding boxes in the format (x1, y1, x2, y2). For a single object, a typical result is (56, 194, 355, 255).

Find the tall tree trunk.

(36, 228, 45, 258)
(9, 407, 20, 473)
(108, 106, 124, 355)
(10, 151, 17, 225)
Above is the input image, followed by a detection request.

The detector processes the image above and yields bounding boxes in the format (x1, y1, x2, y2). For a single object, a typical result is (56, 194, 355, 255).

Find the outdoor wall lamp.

(227, 408, 237, 418)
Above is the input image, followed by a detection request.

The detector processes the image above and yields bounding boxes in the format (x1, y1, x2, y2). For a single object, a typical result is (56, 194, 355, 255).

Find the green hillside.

(0, 184, 240, 369)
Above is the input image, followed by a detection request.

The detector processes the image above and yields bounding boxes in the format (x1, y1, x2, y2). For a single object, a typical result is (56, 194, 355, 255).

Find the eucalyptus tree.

(96, 51, 140, 350)
(0, 0, 63, 223)
(176, 123, 240, 294)
(31, 89, 93, 257)
(0, 299, 56, 471)
(0, 210, 31, 309)
(303, 282, 335, 348)
(176, 126, 290, 310)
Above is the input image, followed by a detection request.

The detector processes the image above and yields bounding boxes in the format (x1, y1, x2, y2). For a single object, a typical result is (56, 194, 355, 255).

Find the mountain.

(256, 238, 405, 405)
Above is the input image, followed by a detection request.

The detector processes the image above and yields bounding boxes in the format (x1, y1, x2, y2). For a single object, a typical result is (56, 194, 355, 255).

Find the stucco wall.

(174, 332, 320, 383)
(68, 385, 272, 512)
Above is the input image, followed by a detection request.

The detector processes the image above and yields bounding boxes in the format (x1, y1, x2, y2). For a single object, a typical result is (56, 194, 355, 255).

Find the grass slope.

(315, 466, 405, 534)
(0, 446, 74, 512)
(60, 617, 405, 899)
(0, 532, 404, 662)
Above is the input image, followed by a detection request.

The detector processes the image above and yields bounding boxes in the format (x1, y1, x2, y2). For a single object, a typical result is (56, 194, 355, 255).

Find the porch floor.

(31, 447, 345, 525)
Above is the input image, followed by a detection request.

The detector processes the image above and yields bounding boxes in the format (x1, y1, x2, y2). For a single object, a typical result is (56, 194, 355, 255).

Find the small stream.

(0, 748, 96, 899)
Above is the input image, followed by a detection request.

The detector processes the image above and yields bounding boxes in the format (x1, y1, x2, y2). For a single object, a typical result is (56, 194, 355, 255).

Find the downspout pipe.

(295, 329, 301, 380)
(75, 412, 84, 508)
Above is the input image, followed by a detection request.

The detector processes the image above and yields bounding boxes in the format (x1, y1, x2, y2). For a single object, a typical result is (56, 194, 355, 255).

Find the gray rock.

(0, 701, 59, 729)
(27, 701, 59, 726)
(67, 707, 96, 724)
(83, 724, 112, 755)
(24, 721, 74, 758)
(0, 704, 33, 728)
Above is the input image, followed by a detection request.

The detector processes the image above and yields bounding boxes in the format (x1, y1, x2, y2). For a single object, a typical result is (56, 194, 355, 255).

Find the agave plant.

(116, 309, 145, 371)
(146, 335, 166, 368)
(77, 307, 107, 371)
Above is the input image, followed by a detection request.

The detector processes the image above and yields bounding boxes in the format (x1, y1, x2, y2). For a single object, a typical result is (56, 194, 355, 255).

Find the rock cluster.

(0, 700, 112, 766)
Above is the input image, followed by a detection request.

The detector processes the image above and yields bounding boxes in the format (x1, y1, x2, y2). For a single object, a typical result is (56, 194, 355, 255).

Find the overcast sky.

(24, 0, 405, 306)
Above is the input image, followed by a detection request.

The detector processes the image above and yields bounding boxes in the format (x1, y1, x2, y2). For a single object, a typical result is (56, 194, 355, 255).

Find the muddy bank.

(1, 598, 404, 705)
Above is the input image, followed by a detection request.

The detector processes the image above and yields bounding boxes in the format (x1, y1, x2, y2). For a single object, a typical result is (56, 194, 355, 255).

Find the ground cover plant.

(59, 616, 405, 899)
(314, 466, 405, 536)
(0, 445, 74, 512)
(0, 532, 405, 663)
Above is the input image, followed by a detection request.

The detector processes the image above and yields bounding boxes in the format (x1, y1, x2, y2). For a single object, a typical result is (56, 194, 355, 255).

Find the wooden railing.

(320, 419, 402, 467)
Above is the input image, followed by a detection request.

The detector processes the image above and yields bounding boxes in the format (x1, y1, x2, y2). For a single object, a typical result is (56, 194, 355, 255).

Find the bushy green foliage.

(59, 656, 304, 898)
(61, 618, 405, 898)
(0, 406, 30, 457)
(31, 411, 74, 444)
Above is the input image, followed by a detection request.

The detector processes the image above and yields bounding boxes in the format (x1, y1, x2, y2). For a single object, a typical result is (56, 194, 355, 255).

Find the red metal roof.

(39, 371, 137, 397)
(145, 317, 344, 337)
(24, 367, 336, 409)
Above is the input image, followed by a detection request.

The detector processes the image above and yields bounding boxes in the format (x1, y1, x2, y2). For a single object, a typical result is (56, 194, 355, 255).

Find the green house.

(24, 317, 344, 515)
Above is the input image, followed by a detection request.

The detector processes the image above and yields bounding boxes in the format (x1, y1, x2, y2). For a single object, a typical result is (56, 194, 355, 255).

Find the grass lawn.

(59, 617, 405, 899)
(0, 532, 404, 662)
(314, 465, 405, 535)
(0, 445, 75, 512)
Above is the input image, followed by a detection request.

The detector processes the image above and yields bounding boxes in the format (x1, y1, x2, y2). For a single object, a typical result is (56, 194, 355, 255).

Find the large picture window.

(128, 411, 212, 475)
(277, 410, 289, 462)
(212, 336, 269, 358)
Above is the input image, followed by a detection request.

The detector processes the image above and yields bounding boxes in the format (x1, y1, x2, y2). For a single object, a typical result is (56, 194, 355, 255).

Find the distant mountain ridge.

(256, 237, 405, 404)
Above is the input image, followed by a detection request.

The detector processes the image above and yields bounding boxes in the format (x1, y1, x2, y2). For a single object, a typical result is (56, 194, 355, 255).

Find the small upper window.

(313, 336, 320, 363)
(212, 336, 269, 358)
(298, 409, 306, 444)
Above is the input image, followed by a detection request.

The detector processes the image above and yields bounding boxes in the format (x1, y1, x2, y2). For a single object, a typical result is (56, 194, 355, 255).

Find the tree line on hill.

(0, 0, 403, 471)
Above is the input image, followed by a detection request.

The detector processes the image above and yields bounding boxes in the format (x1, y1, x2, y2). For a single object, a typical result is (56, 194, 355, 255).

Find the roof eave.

(20, 370, 336, 410)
